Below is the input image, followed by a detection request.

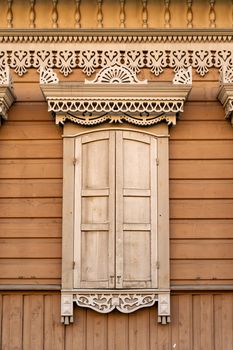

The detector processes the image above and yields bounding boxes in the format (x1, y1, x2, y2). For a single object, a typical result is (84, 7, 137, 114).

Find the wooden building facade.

(0, 1, 233, 349)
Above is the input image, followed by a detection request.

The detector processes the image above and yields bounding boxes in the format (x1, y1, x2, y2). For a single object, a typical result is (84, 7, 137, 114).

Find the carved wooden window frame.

(40, 64, 191, 325)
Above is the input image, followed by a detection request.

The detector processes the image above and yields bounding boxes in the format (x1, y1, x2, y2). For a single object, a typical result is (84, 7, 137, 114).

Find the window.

(61, 126, 170, 325)
(40, 63, 191, 325)
(74, 130, 158, 290)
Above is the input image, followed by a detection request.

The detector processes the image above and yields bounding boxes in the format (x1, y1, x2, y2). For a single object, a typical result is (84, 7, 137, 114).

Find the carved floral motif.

(61, 292, 171, 325)
(75, 293, 157, 313)
(0, 49, 232, 78)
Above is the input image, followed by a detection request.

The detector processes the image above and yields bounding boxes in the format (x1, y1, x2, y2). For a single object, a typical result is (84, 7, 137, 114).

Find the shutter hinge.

(156, 158, 159, 166)
(156, 261, 160, 269)
(73, 157, 77, 165)
(73, 261, 76, 269)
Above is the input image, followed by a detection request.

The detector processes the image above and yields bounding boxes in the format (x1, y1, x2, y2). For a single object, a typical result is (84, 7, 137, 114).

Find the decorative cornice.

(0, 29, 233, 43)
(40, 66, 191, 127)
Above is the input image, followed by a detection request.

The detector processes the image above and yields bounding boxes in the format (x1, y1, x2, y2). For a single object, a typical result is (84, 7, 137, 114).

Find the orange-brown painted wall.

(0, 68, 232, 287)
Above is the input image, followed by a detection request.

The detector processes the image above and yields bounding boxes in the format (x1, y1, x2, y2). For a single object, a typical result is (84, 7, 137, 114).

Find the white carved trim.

(61, 290, 170, 325)
(0, 69, 15, 122)
(173, 66, 192, 85)
(75, 293, 157, 313)
(0, 30, 232, 44)
(41, 80, 191, 126)
(0, 46, 232, 78)
(0, 65, 11, 85)
(158, 293, 171, 324)
(61, 294, 74, 325)
(40, 67, 59, 84)
(56, 113, 177, 126)
(85, 63, 147, 84)
(221, 66, 233, 84)
(218, 84, 233, 125)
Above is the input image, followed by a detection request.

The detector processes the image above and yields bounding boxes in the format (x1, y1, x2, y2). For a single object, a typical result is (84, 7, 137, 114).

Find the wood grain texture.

(0, 159, 62, 178)
(0, 218, 61, 238)
(0, 259, 61, 279)
(0, 140, 62, 158)
(170, 180, 233, 199)
(0, 122, 62, 140)
(0, 293, 232, 349)
(0, 179, 62, 198)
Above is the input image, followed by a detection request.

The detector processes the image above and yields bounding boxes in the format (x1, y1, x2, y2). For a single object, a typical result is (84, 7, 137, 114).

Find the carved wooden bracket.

(0, 66, 15, 123)
(218, 67, 233, 126)
(40, 65, 191, 127)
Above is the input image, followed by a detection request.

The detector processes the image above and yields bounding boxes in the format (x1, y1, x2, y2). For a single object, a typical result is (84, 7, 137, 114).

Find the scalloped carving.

(85, 63, 147, 84)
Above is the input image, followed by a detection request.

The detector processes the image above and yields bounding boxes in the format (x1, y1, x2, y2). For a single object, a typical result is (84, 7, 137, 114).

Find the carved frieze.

(0, 45, 232, 79)
(40, 65, 191, 127)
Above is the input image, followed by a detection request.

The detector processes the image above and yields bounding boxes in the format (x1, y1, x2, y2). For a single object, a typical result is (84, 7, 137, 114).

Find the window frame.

(61, 124, 170, 324)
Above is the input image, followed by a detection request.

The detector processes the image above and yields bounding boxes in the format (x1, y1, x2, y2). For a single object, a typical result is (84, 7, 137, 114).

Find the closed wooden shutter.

(74, 131, 115, 288)
(74, 130, 158, 290)
(115, 131, 157, 289)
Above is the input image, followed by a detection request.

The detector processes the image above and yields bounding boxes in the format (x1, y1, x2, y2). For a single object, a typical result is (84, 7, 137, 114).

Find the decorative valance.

(40, 64, 191, 126)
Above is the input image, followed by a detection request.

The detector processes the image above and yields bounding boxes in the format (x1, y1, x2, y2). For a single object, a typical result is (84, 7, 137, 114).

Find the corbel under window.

(0, 66, 15, 125)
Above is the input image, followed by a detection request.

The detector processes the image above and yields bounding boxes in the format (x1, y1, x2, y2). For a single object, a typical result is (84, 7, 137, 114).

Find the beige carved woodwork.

(41, 63, 191, 325)
(218, 67, 233, 126)
(61, 127, 170, 326)
(41, 64, 191, 127)
(0, 41, 232, 79)
(0, 65, 15, 124)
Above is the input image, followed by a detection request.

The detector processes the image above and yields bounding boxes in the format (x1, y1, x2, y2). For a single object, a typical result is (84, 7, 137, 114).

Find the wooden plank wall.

(0, 68, 232, 287)
(0, 72, 63, 285)
(169, 69, 233, 287)
(0, 292, 233, 350)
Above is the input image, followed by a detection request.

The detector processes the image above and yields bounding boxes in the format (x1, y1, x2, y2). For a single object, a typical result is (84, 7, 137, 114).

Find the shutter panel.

(115, 131, 158, 289)
(74, 131, 115, 288)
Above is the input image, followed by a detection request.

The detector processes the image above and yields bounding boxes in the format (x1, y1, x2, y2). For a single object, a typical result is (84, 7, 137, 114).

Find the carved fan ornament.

(85, 63, 147, 84)
(40, 64, 192, 127)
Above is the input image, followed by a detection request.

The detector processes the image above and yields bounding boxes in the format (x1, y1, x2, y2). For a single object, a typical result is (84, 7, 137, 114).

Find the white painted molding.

(61, 290, 171, 325)
(0, 29, 233, 44)
(0, 66, 15, 122)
